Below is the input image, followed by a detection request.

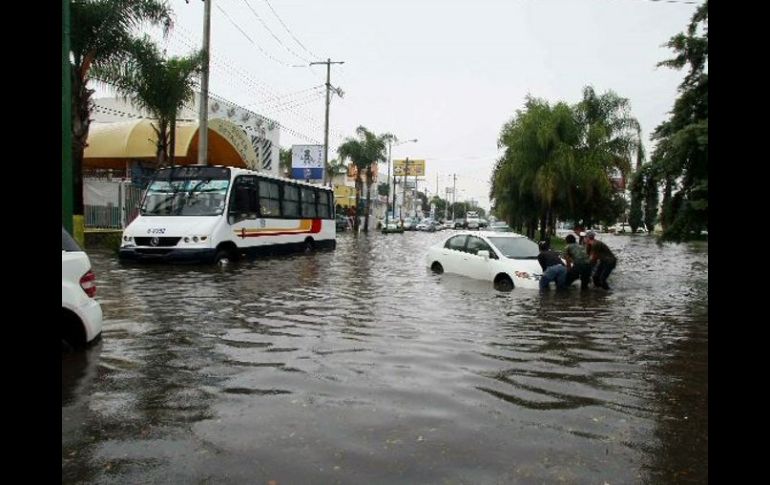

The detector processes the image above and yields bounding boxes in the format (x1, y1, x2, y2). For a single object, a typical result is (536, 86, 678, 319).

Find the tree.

(93, 36, 202, 166)
(70, 0, 173, 215)
(492, 97, 579, 240)
(279, 147, 292, 177)
(491, 88, 640, 238)
(648, 1, 708, 241)
(337, 126, 389, 232)
(628, 126, 646, 232)
(378, 182, 389, 197)
(571, 86, 641, 229)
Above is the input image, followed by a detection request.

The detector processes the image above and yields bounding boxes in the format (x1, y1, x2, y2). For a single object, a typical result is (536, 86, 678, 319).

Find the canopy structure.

(84, 118, 258, 170)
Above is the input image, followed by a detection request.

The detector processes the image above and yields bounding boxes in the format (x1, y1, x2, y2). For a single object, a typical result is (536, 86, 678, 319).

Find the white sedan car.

(425, 231, 543, 290)
(62, 227, 103, 350)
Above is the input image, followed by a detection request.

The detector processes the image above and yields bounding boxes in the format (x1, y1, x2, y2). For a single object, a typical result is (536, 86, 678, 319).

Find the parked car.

(62, 227, 103, 350)
(443, 220, 455, 230)
(488, 221, 513, 232)
(425, 231, 544, 291)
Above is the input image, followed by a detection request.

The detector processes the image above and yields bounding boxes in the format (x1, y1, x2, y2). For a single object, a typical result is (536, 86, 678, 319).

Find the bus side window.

(229, 177, 258, 222)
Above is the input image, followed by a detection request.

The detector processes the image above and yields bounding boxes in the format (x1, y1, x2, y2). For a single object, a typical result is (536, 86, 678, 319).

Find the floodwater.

(62, 231, 708, 484)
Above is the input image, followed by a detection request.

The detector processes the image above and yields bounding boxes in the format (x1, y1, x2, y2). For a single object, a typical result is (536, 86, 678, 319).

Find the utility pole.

(62, 0, 73, 234)
(392, 168, 398, 222)
(452, 173, 457, 222)
(198, 0, 212, 165)
(401, 157, 409, 227)
(385, 141, 392, 229)
(310, 58, 344, 184)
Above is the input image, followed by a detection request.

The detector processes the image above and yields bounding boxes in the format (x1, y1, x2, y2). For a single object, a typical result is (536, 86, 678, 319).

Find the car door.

(464, 235, 496, 280)
(440, 235, 468, 274)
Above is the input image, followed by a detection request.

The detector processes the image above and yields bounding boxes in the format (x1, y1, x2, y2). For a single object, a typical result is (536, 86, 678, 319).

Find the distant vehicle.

(425, 231, 544, 291)
(555, 222, 575, 238)
(609, 223, 646, 234)
(119, 165, 336, 264)
(465, 211, 480, 230)
(488, 221, 513, 232)
(62, 227, 103, 350)
(336, 214, 349, 232)
(402, 217, 417, 231)
(443, 220, 455, 229)
(454, 218, 465, 229)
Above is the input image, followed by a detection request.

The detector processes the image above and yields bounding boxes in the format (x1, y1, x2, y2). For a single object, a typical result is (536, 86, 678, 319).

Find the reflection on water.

(63, 232, 708, 483)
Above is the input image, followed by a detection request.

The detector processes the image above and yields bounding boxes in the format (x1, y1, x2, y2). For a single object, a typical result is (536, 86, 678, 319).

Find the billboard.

(291, 145, 325, 180)
(393, 159, 425, 177)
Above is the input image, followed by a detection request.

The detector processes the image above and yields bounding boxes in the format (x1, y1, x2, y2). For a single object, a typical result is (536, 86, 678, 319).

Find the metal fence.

(84, 179, 144, 229)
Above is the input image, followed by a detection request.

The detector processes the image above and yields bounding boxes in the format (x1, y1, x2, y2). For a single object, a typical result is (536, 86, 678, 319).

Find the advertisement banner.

(291, 145, 325, 180)
(393, 159, 425, 177)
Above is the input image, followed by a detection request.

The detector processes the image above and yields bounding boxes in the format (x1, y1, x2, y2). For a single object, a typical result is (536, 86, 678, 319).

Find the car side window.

(445, 235, 468, 252)
(466, 236, 496, 258)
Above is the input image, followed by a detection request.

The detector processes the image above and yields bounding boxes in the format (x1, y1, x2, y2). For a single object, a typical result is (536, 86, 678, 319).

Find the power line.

(215, 3, 306, 68)
(241, 0, 311, 63)
(622, 0, 700, 4)
(173, 27, 334, 134)
(171, 23, 346, 142)
(261, 0, 320, 60)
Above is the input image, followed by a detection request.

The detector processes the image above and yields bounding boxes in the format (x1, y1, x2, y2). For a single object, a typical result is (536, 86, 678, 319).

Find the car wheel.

(494, 274, 514, 292)
(304, 238, 314, 253)
(214, 248, 232, 265)
(431, 262, 444, 274)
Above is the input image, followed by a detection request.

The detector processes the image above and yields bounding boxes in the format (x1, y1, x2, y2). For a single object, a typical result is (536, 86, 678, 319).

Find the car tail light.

(80, 270, 97, 297)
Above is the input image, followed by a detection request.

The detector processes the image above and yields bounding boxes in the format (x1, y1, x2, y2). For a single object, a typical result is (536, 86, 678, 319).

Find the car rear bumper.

(72, 298, 103, 343)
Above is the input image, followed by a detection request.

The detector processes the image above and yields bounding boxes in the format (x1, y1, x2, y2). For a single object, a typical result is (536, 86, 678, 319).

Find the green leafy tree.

(648, 1, 708, 241)
(628, 126, 646, 232)
(571, 86, 640, 228)
(93, 35, 202, 166)
(279, 147, 292, 177)
(70, 0, 173, 214)
(337, 127, 389, 232)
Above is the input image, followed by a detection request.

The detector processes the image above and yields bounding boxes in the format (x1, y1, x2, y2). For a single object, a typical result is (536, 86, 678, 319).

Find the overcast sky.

(96, 0, 701, 210)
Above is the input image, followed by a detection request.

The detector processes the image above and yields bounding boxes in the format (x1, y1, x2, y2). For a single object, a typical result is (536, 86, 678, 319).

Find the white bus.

(119, 165, 336, 263)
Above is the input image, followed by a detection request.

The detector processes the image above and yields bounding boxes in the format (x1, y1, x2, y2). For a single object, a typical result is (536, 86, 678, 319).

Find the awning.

(83, 118, 257, 170)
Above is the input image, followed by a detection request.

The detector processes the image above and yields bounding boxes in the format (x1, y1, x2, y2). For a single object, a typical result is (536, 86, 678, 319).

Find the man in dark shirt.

(585, 231, 617, 290)
(564, 234, 592, 289)
(537, 240, 567, 290)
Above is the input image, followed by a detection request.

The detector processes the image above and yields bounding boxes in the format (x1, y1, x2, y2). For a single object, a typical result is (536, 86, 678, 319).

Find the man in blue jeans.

(537, 240, 568, 290)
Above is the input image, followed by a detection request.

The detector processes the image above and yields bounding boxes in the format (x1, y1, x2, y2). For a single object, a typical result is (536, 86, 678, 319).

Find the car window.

(466, 236, 495, 257)
(445, 235, 468, 252)
(486, 236, 539, 259)
(62, 227, 81, 252)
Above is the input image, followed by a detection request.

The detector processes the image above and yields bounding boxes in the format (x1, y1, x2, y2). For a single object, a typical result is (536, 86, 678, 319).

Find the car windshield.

(140, 166, 231, 217)
(487, 236, 539, 259)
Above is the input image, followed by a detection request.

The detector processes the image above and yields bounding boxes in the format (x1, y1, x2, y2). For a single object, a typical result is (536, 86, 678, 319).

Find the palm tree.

(337, 127, 388, 232)
(93, 36, 203, 166)
(70, 0, 173, 213)
(572, 86, 640, 227)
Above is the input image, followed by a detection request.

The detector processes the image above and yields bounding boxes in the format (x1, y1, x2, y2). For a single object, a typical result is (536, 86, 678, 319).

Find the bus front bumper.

(118, 247, 217, 263)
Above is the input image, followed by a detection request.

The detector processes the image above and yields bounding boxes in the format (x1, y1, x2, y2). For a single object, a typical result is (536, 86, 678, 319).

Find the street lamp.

(385, 138, 417, 230)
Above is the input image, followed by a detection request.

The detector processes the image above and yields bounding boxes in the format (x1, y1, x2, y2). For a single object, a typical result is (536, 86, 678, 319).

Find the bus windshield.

(141, 167, 231, 217)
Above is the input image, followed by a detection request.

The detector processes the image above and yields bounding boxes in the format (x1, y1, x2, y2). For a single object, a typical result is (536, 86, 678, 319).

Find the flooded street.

(62, 232, 707, 484)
